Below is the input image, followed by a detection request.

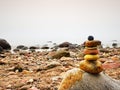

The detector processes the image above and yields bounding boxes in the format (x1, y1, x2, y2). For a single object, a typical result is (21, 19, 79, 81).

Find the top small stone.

(88, 35, 94, 41)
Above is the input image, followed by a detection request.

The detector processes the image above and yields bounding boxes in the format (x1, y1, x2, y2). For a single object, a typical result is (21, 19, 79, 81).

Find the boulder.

(58, 68, 120, 90)
(0, 39, 11, 50)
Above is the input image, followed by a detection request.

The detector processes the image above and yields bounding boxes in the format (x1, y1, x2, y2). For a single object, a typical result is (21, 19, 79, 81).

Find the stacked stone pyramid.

(80, 36, 103, 74)
(58, 36, 105, 90)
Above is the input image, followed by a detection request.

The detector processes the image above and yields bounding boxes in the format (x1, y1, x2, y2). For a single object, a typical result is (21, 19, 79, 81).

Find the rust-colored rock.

(83, 48, 99, 55)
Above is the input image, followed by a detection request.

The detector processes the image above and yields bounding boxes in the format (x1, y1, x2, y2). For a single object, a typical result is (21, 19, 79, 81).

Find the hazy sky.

(0, 0, 120, 46)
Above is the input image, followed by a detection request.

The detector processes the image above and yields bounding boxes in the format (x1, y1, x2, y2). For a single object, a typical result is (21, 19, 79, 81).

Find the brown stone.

(85, 40, 101, 47)
(58, 42, 72, 48)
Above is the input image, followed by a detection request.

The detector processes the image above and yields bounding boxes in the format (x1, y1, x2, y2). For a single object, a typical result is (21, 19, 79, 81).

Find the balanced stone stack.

(58, 36, 120, 90)
(79, 36, 103, 74)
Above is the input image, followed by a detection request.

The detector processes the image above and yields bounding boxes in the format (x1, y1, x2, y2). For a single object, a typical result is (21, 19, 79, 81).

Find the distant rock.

(16, 45, 28, 50)
(13, 48, 20, 52)
(58, 42, 72, 48)
(29, 46, 39, 49)
(0, 38, 11, 50)
(17, 45, 25, 49)
(41, 46, 49, 49)
(99, 48, 110, 53)
(68, 44, 79, 49)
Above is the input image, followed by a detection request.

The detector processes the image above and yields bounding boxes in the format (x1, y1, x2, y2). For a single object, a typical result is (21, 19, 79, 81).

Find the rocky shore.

(0, 40, 120, 90)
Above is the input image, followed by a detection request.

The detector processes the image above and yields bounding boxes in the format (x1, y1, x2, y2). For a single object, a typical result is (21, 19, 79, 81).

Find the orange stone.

(83, 49, 99, 55)
(79, 60, 103, 74)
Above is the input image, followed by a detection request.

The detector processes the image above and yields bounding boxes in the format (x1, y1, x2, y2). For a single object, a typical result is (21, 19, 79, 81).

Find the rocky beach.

(0, 40, 120, 90)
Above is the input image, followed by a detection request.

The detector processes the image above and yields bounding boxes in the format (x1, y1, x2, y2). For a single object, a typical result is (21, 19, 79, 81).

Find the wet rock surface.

(0, 47, 120, 90)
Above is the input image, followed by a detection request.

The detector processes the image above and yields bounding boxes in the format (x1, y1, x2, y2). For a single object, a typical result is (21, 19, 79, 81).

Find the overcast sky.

(0, 0, 120, 46)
